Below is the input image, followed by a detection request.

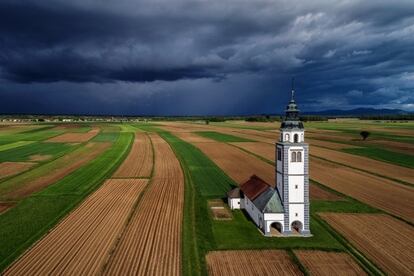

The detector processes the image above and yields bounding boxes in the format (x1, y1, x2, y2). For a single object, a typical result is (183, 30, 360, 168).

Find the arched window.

(294, 134, 298, 143)
(291, 151, 296, 162)
(297, 151, 302, 162)
(285, 134, 290, 142)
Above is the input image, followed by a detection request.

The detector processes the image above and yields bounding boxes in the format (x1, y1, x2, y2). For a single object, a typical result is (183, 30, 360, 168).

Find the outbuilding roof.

(227, 187, 241, 198)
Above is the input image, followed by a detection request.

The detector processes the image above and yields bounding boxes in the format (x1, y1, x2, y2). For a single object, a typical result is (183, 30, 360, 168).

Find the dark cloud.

(0, 0, 413, 114)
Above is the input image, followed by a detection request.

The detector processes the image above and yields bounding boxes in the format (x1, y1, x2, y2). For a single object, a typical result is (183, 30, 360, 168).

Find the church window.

(297, 151, 302, 162)
(295, 213, 298, 217)
(291, 151, 296, 162)
(295, 185, 298, 189)
(277, 148, 282, 161)
(285, 134, 290, 141)
(294, 134, 298, 143)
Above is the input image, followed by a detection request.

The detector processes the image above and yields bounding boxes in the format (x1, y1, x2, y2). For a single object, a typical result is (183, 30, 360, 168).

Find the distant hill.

(303, 108, 409, 116)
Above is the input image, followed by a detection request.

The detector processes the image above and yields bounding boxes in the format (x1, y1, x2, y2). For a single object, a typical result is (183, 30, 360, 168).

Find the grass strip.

(195, 131, 255, 143)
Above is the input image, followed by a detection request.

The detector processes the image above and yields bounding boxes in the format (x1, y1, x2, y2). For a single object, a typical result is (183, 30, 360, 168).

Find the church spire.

(291, 77, 295, 102)
(281, 78, 304, 129)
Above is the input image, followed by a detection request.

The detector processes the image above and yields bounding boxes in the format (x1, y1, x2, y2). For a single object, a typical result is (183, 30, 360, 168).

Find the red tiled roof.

(240, 175, 271, 201)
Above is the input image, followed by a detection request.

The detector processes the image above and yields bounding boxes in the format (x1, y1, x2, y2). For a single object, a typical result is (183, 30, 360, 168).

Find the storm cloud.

(0, 0, 413, 115)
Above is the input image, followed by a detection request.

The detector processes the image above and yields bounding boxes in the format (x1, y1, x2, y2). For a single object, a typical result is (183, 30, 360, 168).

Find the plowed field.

(311, 146, 414, 184)
(0, 162, 36, 179)
(191, 141, 274, 185)
(310, 184, 342, 201)
(47, 127, 100, 143)
(312, 158, 414, 223)
(321, 213, 414, 275)
(4, 179, 148, 275)
(103, 133, 184, 276)
(206, 250, 302, 276)
(294, 250, 366, 275)
(113, 132, 153, 178)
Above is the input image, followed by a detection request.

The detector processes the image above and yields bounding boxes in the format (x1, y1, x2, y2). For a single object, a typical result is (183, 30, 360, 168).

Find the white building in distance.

(228, 88, 311, 237)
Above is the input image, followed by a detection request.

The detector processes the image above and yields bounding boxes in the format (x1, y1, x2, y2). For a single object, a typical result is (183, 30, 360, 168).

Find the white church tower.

(276, 82, 311, 235)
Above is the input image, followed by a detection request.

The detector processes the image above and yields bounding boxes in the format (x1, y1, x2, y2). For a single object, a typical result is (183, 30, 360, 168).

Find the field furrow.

(294, 250, 366, 275)
(104, 133, 184, 276)
(4, 178, 148, 275)
(206, 250, 303, 275)
(47, 127, 100, 143)
(320, 213, 414, 275)
(0, 162, 36, 179)
(113, 132, 153, 178)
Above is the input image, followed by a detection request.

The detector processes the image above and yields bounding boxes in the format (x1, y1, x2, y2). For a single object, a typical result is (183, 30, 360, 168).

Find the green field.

(0, 132, 132, 271)
(343, 147, 414, 168)
(0, 142, 74, 162)
(195, 131, 255, 142)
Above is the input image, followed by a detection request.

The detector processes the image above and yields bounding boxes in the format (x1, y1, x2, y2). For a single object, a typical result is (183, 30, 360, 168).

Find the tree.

(360, 131, 370, 141)
(205, 120, 210, 125)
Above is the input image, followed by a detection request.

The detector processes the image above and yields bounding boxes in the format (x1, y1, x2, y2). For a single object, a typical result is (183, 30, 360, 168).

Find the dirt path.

(312, 158, 414, 223)
(103, 133, 184, 276)
(206, 250, 303, 275)
(321, 213, 414, 275)
(4, 179, 148, 275)
(113, 132, 153, 178)
(294, 250, 366, 275)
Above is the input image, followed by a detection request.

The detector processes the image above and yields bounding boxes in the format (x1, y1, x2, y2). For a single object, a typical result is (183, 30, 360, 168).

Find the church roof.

(240, 175, 270, 201)
(240, 175, 284, 213)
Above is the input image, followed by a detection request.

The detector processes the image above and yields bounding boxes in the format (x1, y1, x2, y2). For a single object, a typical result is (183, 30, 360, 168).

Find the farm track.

(312, 158, 414, 223)
(113, 132, 153, 178)
(321, 213, 414, 275)
(311, 146, 414, 184)
(47, 127, 100, 143)
(294, 250, 367, 275)
(0, 162, 36, 179)
(0, 142, 111, 201)
(103, 133, 184, 276)
(206, 250, 303, 275)
(4, 179, 148, 275)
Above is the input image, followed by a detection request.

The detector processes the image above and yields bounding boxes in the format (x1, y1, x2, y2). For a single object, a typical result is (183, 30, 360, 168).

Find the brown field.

(310, 184, 343, 201)
(113, 132, 153, 178)
(0, 142, 110, 201)
(206, 250, 303, 276)
(312, 158, 414, 223)
(320, 213, 414, 275)
(307, 139, 359, 150)
(4, 179, 148, 275)
(172, 131, 216, 143)
(294, 250, 366, 275)
(0, 162, 36, 179)
(103, 133, 184, 276)
(47, 127, 100, 143)
(311, 146, 414, 184)
(231, 142, 275, 161)
(0, 202, 15, 214)
(191, 141, 274, 185)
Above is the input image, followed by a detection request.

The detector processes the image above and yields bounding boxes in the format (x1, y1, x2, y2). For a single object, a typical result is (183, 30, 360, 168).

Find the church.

(227, 87, 311, 237)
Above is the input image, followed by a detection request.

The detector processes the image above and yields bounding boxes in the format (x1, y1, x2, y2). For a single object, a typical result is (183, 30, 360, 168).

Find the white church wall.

(288, 147, 304, 175)
(244, 197, 262, 227)
(289, 204, 304, 229)
(288, 175, 304, 203)
(264, 213, 284, 221)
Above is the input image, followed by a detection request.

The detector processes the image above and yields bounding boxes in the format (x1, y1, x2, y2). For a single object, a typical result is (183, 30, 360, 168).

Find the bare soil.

(320, 213, 414, 275)
(311, 158, 414, 223)
(4, 179, 148, 275)
(0, 162, 36, 179)
(103, 133, 184, 276)
(310, 184, 343, 201)
(113, 132, 153, 178)
(47, 127, 100, 143)
(208, 200, 232, 220)
(206, 250, 303, 276)
(294, 250, 366, 275)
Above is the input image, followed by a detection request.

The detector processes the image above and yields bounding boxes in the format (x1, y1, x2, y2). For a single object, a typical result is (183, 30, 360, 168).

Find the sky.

(0, 0, 413, 116)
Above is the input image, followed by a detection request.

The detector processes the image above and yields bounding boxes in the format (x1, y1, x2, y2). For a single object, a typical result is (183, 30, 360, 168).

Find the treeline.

(360, 114, 414, 120)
